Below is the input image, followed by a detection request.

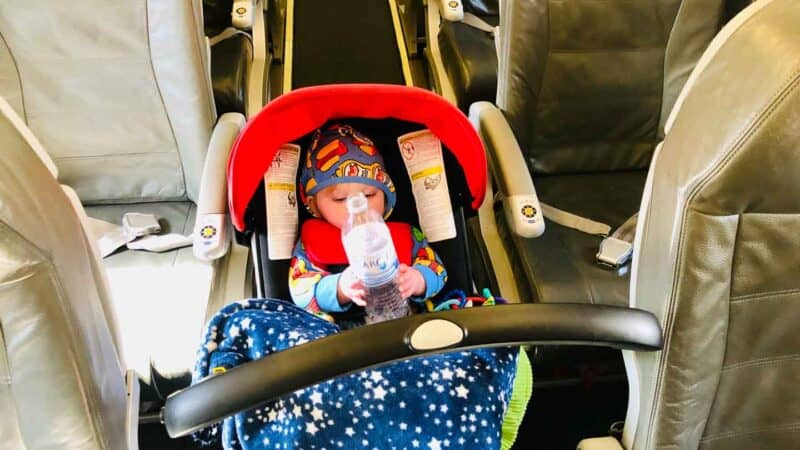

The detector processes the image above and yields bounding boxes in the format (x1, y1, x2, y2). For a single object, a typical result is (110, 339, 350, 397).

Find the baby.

(289, 124, 447, 322)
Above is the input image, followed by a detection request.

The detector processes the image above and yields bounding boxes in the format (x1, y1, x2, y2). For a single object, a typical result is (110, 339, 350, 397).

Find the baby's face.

(314, 182, 385, 229)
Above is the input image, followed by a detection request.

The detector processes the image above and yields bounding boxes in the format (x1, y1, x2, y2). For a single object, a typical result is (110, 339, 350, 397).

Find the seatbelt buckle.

(596, 236, 633, 269)
(122, 213, 161, 239)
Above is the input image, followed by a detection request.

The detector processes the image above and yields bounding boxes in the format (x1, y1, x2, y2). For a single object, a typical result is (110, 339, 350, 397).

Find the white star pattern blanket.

(192, 299, 519, 450)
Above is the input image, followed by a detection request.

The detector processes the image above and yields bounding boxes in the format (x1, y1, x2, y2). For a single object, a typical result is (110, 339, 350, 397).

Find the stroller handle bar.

(162, 303, 662, 438)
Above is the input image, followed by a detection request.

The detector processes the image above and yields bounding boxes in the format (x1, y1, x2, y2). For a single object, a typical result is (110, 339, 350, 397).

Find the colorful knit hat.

(300, 124, 397, 218)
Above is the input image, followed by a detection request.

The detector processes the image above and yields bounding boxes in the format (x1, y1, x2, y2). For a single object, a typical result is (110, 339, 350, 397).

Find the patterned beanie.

(300, 124, 397, 218)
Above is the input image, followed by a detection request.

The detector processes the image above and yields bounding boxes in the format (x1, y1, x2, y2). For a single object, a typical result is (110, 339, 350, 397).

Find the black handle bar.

(163, 303, 662, 437)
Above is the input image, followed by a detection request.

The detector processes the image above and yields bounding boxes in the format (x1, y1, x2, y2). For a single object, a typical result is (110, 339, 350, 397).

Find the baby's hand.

(396, 264, 426, 299)
(338, 266, 367, 306)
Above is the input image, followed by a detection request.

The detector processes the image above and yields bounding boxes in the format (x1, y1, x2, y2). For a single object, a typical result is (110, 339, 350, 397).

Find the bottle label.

(343, 223, 399, 287)
(361, 256, 399, 287)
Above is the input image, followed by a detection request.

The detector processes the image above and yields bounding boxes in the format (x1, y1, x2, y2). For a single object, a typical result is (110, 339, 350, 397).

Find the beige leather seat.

(578, 0, 800, 448)
(0, 0, 244, 395)
(0, 98, 133, 449)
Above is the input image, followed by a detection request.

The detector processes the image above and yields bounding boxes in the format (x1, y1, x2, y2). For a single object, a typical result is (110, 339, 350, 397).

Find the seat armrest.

(436, 0, 464, 21)
(193, 113, 246, 261)
(469, 101, 545, 238)
(577, 437, 624, 450)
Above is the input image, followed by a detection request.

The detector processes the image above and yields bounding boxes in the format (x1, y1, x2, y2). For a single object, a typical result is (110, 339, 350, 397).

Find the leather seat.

(578, 1, 800, 447)
(501, 171, 647, 305)
(0, 98, 131, 449)
(489, 0, 727, 306)
(0, 0, 244, 396)
(211, 32, 252, 115)
(438, 0, 499, 112)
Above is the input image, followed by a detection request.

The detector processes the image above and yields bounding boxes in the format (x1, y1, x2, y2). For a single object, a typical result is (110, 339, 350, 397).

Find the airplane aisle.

(288, 0, 412, 90)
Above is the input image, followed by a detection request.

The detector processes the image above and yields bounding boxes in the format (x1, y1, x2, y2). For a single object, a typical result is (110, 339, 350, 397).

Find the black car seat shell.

(227, 85, 487, 304)
(438, 0, 499, 112)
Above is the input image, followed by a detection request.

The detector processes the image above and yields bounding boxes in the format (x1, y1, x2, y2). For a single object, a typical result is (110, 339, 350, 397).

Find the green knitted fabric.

(501, 349, 533, 450)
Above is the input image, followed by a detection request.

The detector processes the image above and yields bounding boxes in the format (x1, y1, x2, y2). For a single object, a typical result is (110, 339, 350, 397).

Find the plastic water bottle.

(341, 192, 410, 323)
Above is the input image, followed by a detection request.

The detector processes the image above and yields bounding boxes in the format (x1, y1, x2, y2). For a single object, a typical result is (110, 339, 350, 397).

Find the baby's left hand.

(396, 264, 426, 299)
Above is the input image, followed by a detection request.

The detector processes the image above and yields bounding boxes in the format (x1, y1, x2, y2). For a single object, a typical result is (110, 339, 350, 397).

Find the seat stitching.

(730, 288, 800, 303)
(144, 0, 188, 199)
(188, 0, 216, 119)
(53, 152, 174, 160)
(721, 353, 800, 372)
(700, 422, 800, 442)
(171, 203, 194, 268)
(0, 221, 113, 449)
(667, 71, 800, 447)
(0, 31, 27, 124)
(640, 0, 683, 424)
(550, 46, 664, 54)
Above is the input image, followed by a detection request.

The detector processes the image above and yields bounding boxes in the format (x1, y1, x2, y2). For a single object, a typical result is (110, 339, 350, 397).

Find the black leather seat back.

(498, 0, 726, 175)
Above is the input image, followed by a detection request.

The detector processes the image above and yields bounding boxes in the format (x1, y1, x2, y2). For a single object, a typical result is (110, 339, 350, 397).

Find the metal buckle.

(596, 236, 633, 269)
(121, 213, 161, 240)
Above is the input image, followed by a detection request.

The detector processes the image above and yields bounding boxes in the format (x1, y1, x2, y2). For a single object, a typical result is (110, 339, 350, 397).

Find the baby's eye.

(333, 197, 346, 203)
(365, 192, 376, 198)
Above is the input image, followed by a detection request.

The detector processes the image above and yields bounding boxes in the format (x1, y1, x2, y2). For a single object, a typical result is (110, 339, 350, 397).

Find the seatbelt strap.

(539, 202, 612, 236)
(539, 202, 637, 269)
(461, 12, 500, 54)
(90, 213, 193, 258)
(461, 12, 497, 34)
(208, 27, 252, 46)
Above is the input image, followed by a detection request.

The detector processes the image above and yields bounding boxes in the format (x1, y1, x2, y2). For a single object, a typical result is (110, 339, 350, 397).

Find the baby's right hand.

(337, 266, 367, 307)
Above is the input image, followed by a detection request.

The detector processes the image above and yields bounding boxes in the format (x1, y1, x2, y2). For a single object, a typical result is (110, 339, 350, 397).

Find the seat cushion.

(85, 201, 214, 395)
(501, 171, 648, 306)
(438, 18, 498, 112)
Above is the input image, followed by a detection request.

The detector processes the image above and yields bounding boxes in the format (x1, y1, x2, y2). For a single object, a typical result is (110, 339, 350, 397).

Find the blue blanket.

(193, 299, 519, 450)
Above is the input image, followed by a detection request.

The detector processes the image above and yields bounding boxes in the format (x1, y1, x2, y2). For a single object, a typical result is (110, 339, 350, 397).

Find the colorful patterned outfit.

(289, 124, 447, 318)
(289, 225, 447, 314)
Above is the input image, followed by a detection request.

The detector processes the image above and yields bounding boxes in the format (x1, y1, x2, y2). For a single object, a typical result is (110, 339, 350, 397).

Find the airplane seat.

(0, 98, 131, 449)
(578, 0, 800, 447)
(476, 0, 727, 307)
(0, 0, 245, 399)
(437, 0, 499, 112)
(203, 0, 253, 116)
(211, 32, 252, 116)
(203, 0, 234, 36)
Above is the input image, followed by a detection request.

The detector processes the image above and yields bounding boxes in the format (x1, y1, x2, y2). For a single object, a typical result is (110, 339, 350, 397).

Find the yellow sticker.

(267, 182, 296, 191)
(211, 366, 227, 375)
(410, 166, 443, 181)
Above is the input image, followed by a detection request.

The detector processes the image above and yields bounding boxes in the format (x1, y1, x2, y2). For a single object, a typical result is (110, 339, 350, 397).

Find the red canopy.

(228, 84, 487, 231)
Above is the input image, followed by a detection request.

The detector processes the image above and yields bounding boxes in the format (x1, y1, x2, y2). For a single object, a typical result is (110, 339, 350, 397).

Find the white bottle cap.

(346, 192, 368, 214)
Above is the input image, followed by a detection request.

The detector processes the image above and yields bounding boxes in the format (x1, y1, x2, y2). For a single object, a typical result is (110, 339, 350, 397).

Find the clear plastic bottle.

(341, 192, 410, 323)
